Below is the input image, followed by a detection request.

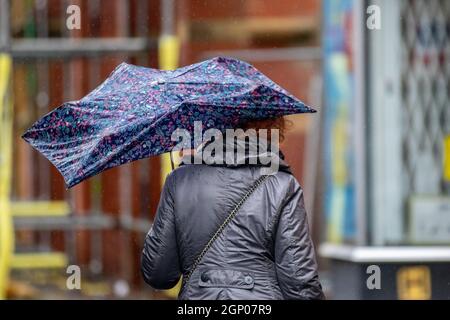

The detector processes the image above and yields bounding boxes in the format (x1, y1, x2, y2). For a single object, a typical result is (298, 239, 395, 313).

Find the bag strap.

(183, 174, 269, 284)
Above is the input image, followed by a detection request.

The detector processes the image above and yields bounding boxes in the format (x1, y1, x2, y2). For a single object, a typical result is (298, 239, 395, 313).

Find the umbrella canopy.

(22, 56, 315, 188)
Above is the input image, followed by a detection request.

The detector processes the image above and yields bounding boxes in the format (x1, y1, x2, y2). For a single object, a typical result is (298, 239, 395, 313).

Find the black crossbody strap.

(184, 175, 269, 284)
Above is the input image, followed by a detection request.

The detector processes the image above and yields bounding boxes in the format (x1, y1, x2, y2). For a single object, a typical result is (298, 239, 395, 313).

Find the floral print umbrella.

(22, 56, 315, 188)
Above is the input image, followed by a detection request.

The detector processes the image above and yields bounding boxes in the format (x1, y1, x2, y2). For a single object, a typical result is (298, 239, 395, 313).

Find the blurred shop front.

(320, 0, 450, 299)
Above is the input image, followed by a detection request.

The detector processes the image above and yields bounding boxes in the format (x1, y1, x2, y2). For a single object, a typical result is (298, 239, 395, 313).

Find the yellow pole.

(0, 53, 14, 299)
(158, 35, 182, 298)
(444, 135, 450, 182)
(159, 35, 180, 185)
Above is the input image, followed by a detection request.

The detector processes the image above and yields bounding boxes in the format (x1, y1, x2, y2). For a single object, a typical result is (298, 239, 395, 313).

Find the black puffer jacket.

(141, 138, 324, 300)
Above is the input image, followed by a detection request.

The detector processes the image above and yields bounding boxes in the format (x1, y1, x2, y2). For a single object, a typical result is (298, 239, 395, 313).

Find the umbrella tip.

(300, 103, 317, 114)
(21, 132, 29, 141)
(212, 56, 241, 64)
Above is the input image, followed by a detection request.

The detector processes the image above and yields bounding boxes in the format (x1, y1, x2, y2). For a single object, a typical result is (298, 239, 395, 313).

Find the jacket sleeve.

(274, 180, 325, 300)
(141, 173, 181, 289)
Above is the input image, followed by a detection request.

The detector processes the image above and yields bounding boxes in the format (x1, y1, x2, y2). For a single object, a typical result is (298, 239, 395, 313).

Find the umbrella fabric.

(22, 56, 315, 188)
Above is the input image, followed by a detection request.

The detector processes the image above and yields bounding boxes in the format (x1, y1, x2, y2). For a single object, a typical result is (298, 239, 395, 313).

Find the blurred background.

(0, 0, 449, 299)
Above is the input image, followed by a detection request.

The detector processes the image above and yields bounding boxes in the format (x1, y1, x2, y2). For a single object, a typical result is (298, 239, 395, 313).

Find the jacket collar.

(179, 135, 292, 174)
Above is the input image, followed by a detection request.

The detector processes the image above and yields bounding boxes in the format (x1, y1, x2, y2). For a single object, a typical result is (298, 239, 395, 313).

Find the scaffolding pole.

(159, 0, 180, 187)
(0, 0, 13, 300)
(0, 0, 9, 52)
(11, 38, 156, 58)
(159, 0, 181, 299)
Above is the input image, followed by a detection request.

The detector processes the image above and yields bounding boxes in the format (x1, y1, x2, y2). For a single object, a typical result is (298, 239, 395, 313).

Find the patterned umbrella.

(22, 56, 315, 188)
